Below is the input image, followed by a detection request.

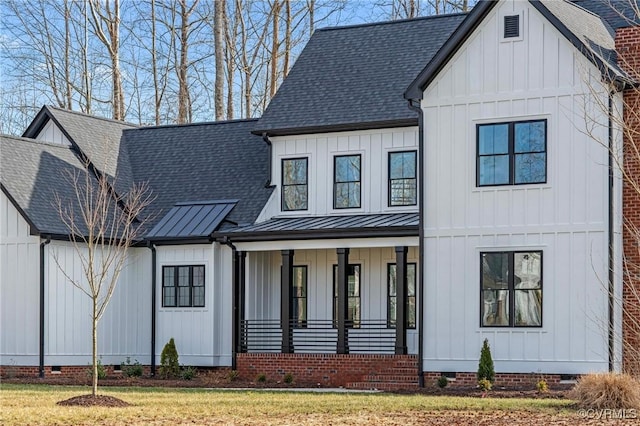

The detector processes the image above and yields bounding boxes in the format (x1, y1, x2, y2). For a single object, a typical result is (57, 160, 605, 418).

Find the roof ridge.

(0, 134, 74, 150)
(128, 117, 259, 131)
(316, 11, 468, 32)
(46, 105, 138, 128)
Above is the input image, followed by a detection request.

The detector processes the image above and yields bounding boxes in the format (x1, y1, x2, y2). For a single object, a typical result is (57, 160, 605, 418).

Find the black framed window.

(334, 155, 361, 209)
(481, 251, 542, 327)
(387, 263, 417, 329)
(282, 158, 308, 211)
(389, 151, 417, 206)
(333, 264, 361, 328)
(291, 266, 307, 328)
(477, 120, 546, 186)
(162, 265, 205, 308)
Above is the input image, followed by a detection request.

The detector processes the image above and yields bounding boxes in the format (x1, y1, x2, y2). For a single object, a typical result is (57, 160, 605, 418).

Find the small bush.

(536, 379, 549, 393)
(478, 378, 492, 391)
(159, 338, 180, 379)
(437, 376, 448, 388)
(87, 358, 107, 380)
(181, 366, 197, 380)
(284, 372, 294, 384)
(477, 338, 495, 384)
(227, 370, 239, 382)
(121, 357, 143, 378)
(570, 373, 640, 410)
(257, 373, 267, 383)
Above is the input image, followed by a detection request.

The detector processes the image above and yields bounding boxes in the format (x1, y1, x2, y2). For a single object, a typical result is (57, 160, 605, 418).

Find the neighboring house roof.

(0, 135, 96, 236)
(253, 13, 466, 136)
(146, 200, 237, 243)
(122, 119, 273, 235)
(22, 106, 137, 197)
(222, 212, 419, 242)
(405, 0, 636, 100)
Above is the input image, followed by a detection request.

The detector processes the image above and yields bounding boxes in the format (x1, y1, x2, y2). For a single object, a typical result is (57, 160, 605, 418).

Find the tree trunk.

(151, 0, 161, 125)
(269, 0, 280, 99)
(283, 0, 291, 78)
(92, 300, 98, 397)
(214, 0, 226, 120)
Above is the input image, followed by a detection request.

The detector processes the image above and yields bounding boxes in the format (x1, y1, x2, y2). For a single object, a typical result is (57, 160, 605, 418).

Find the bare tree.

(53, 161, 152, 397)
(214, 0, 226, 120)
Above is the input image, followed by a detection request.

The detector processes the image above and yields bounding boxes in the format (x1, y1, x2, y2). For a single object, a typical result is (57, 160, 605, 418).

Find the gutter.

(407, 99, 425, 387)
(149, 243, 157, 376)
(39, 235, 51, 378)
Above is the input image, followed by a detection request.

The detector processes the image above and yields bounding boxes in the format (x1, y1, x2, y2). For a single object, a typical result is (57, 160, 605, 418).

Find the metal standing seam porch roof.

(146, 200, 237, 242)
(219, 212, 419, 242)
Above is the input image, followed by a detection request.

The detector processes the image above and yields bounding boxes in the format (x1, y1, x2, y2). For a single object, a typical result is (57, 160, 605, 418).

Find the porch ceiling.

(221, 212, 419, 250)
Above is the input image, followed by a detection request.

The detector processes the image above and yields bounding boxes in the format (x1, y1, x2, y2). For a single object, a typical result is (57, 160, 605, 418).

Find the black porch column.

(238, 251, 247, 352)
(336, 248, 350, 354)
(232, 250, 247, 367)
(281, 250, 294, 353)
(395, 246, 408, 355)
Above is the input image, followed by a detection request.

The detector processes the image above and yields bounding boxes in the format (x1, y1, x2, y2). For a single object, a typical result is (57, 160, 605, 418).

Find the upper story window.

(477, 119, 546, 186)
(282, 158, 308, 211)
(389, 151, 417, 206)
(334, 154, 361, 209)
(481, 251, 542, 327)
(162, 265, 205, 308)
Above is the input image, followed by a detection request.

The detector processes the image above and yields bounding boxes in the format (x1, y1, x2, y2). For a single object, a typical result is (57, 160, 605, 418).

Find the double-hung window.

(477, 119, 546, 186)
(291, 266, 307, 328)
(334, 155, 361, 209)
(332, 264, 361, 328)
(282, 158, 308, 211)
(387, 263, 417, 329)
(389, 151, 417, 206)
(162, 265, 205, 308)
(481, 251, 542, 327)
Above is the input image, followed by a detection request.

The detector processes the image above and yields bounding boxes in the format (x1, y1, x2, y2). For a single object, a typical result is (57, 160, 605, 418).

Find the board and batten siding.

(420, 0, 619, 374)
(257, 127, 419, 221)
(35, 119, 71, 146)
(44, 242, 151, 366)
(155, 243, 232, 366)
(245, 247, 419, 354)
(0, 191, 40, 365)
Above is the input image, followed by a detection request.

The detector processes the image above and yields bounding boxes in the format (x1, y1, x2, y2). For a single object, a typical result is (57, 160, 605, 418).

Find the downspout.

(608, 84, 623, 372)
(262, 133, 273, 188)
(149, 243, 157, 376)
(220, 237, 238, 369)
(39, 235, 51, 378)
(407, 99, 425, 387)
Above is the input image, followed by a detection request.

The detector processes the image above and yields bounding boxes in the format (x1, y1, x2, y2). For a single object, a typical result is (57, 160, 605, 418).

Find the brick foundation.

(236, 353, 418, 388)
(422, 371, 570, 388)
(0, 364, 152, 378)
(617, 26, 640, 376)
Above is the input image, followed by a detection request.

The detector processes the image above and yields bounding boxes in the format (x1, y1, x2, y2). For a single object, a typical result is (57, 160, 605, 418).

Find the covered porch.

(221, 213, 421, 361)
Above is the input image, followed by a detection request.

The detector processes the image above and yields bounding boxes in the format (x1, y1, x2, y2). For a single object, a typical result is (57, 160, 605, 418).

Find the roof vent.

(504, 15, 520, 38)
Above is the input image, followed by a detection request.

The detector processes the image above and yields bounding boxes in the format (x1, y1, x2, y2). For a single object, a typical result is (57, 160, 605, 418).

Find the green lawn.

(0, 384, 579, 425)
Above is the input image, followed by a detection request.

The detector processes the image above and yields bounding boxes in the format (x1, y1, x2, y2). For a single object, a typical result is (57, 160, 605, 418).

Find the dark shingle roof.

(147, 200, 237, 242)
(222, 212, 419, 241)
(0, 135, 95, 236)
(574, 0, 639, 30)
(22, 106, 137, 197)
(122, 119, 272, 234)
(253, 14, 466, 136)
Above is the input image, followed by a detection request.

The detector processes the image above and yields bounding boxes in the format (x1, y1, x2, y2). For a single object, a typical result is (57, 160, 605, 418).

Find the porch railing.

(240, 319, 396, 354)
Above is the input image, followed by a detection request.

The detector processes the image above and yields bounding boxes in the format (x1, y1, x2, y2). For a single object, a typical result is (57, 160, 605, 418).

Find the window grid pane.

(333, 264, 361, 328)
(282, 158, 308, 211)
(334, 155, 361, 209)
(162, 265, 205, 308)
(387, 263, 417, 329)
(481, 252, 542, 328)
(291, 266, 307, 328)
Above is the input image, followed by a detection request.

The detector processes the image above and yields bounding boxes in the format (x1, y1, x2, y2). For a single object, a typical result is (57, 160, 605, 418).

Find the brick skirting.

(236, 353, 418, 388)
(422, 371, 571, 387)
(0, 364, 152, 378)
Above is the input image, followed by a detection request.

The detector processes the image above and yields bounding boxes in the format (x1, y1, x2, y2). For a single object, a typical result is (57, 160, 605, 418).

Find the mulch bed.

(57, 394, 131, 407)
(2, 370, 572, 399)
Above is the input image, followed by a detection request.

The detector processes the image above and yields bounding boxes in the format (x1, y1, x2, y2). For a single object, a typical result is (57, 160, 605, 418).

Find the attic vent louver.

(504, 15, 520, 38)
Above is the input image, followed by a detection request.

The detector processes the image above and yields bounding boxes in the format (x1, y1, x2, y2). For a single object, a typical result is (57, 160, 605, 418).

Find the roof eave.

(404, 0, 496, 100)
(251, 118, 419, 137)
(215, 226, 419, 243)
